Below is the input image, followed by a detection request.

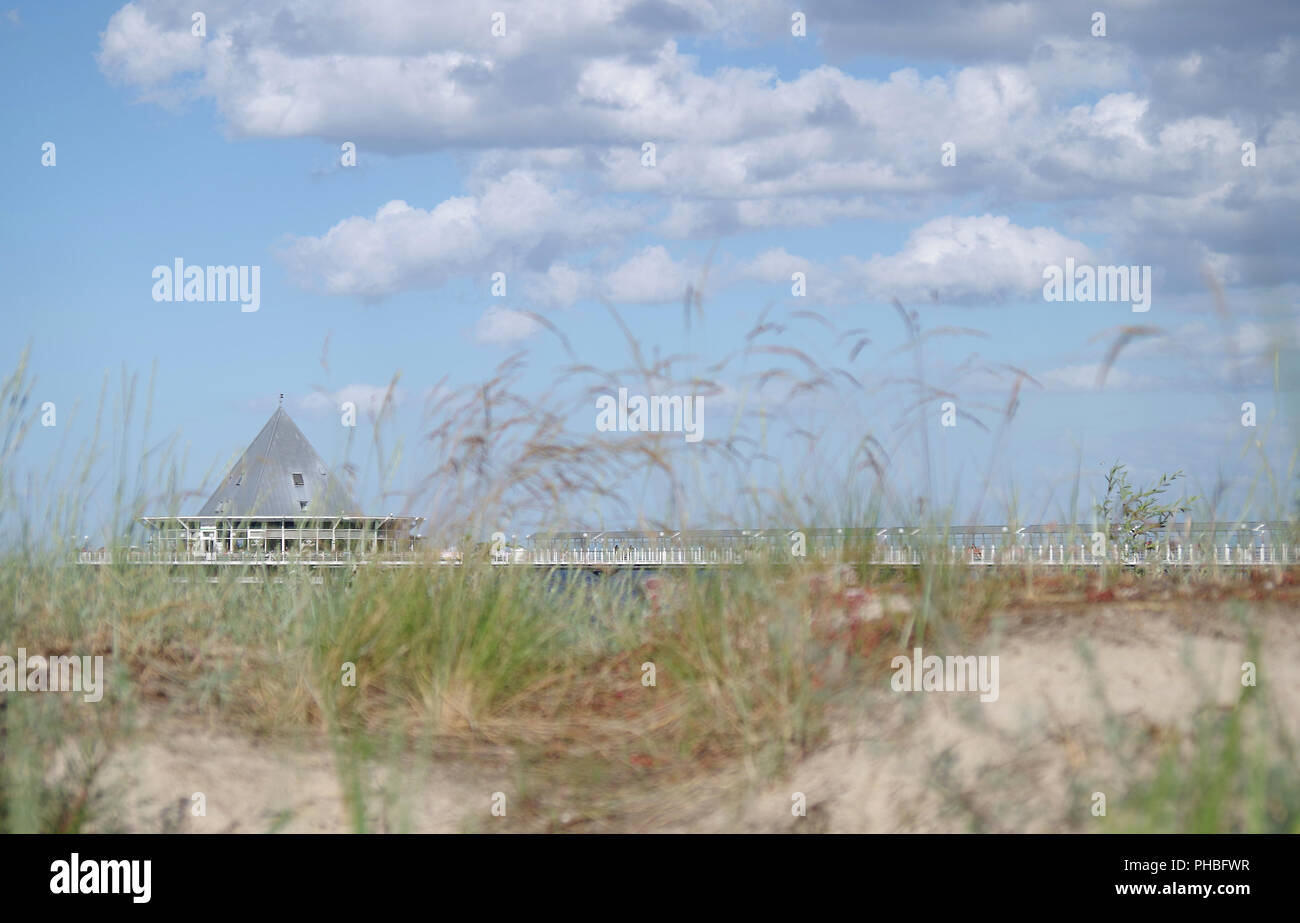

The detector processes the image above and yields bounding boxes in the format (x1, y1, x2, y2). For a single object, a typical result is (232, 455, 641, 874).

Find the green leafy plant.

(1095, 462, 1197, 554)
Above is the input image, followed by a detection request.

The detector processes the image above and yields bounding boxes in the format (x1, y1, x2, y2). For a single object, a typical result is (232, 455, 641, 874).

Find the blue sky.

(2, 1, 1298, 541)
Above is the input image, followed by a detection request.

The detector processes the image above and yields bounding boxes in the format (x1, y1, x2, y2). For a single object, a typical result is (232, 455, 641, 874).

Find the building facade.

(132, 405, 422, 566)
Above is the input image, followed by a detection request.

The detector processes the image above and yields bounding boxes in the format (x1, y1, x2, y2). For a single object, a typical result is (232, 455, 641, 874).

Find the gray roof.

(198, 406, 362, 518)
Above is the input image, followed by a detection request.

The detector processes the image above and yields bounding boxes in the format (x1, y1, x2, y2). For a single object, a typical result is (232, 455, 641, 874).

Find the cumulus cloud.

(603, 245, 694, 303)
(474, 306, 543, 346)
(739, 247, 814, 284)
(858, 215, 1091, 303)
(97, 1, 757, 151)
(525, 262, 596, 309)
(99, 0, 1300, 297)
(279, 171, 644, 299)
(98, 3, 203, 89)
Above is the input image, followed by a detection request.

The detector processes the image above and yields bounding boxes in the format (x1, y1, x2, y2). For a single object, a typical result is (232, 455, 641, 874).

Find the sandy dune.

(102, 602, 1300, 833)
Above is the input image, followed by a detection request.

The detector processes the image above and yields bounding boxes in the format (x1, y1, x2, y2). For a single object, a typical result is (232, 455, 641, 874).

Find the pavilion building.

(137, 405, 422, 565)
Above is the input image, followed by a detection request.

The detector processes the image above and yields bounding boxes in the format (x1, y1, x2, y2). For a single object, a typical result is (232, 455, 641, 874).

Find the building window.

(292, 473, 305, 486)
(299, 500, 309, 510)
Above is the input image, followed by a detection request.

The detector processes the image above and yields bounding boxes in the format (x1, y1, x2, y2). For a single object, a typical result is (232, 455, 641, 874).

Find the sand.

(99, 601, 1300, 833)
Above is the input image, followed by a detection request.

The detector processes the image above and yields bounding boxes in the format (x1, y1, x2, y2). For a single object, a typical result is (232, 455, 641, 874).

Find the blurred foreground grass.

(2, 286, 1298, 833)
(3, 548, 1299, 832)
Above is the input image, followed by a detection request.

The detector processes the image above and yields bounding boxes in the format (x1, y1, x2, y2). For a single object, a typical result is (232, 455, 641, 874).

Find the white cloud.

(526, 262, 594, 309)
(474, 306, 541, 346)
(280, 171, 643, 298)
(1117, 317, 1299, 388)
(98, 0, 1300, 296)
(739, 247, 813, 284)
(1039, 364, 1159, 391)
(859, 214, 1092, 303)
(299, 383, 401, 417)
(604, 245, 693, 304)
(98, 3, 203, 88)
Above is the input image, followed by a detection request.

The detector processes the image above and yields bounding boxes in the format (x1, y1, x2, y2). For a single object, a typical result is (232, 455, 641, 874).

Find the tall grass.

(1, 275, 1297, 832)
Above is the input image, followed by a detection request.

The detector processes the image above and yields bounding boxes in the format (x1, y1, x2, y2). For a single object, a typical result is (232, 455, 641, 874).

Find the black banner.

(1, 834, 1282, 910)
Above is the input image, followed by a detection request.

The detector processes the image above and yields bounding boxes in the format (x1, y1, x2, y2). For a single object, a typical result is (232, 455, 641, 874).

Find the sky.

(2, 0, 1298, 540)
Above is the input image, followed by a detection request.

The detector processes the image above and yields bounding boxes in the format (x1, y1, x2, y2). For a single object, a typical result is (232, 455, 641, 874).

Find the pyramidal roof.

(198, 406, 362, 518)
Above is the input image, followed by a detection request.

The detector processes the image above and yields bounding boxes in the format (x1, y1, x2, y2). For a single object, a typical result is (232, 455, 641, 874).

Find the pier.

(78, 523, 1300, 569)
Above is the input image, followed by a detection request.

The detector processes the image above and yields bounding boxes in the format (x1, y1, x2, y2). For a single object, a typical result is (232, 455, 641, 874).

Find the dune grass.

(6, 530, 1298, 832)
(2, 278, 1298, 833)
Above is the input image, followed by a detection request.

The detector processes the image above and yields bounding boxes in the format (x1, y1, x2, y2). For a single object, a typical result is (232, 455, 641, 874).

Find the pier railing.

(77, 548, 428, 567)
(490, 523, 1300, 568)
(76, 523, 1300, 568)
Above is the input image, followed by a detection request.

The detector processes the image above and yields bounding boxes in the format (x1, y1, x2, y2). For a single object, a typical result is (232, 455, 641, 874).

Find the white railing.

(77, 549, 422, 566)
(488, 540, 1300, 568)
(78, 524, 1300, 569)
